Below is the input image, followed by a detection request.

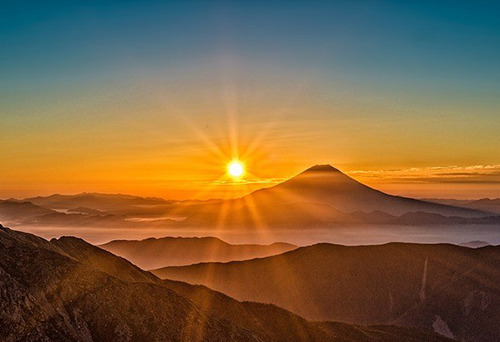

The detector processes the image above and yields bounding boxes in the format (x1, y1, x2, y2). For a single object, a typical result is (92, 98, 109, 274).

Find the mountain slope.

(0, 224, 454, 342)
(2, 166, 493, 231)
(153, 242, 500, 342)
(0, 226, 257, 342)
(0, 200, 55, 225)
(164, 280, 455, 342)
(459, 240, 491, 248)
(427, 198, 500, 215)
(244, 165, 487, 217)
(100, 236, 297, 269)
(24, 192, 172, 213)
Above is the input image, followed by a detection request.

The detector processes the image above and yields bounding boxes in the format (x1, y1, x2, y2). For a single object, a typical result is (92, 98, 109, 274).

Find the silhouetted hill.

(0, 200, 55, 225)
(459, 240, 491, 248)
(153, 242, 500, 342)
(470, 198, 500, 213)
(100, 236, 297, 269)
(2, 166, 495, 230)
(0, 226, 257, 341)
(244, 165, 487, 218)
(201, 205, 500, 228)
(0, 225, 454, 342)
(24, 192, 172, 213)
(181, 165, 494, 229)
(164, 280, 455, 342)
(426, 198, 500, 215)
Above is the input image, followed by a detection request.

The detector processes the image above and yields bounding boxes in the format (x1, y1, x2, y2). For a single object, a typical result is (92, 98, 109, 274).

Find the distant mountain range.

(425, 198, 500, 215)
(1, 165, 499, 229)
(153, 242, 500, 342)
(0, 200, 53, 225)
(459, 240, 491, 248)
(100, 236, 297, 269)
(23, 192, 172, 211)
(0, 225, 454, 342)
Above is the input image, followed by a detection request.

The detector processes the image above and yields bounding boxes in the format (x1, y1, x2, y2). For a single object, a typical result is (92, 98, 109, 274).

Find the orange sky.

(2, 4, 500, 201)
(2, 89, 500, 202)
(2, 71, 500, 200)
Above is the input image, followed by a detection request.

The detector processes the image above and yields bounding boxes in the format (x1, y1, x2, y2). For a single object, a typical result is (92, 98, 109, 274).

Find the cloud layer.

(348, 165, 500, 184)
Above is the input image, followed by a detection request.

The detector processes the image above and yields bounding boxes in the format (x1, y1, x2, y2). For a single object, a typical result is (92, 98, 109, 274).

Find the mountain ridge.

(0, 224, 455, 342)
(1, 164, 496, 231)
(100, 236, 298, 269)
(153, 241, 500, 342)
(244, 164, 487, 218)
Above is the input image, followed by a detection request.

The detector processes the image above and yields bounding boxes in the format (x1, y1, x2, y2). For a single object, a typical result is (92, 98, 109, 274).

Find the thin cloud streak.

(348, 165, 500, 184)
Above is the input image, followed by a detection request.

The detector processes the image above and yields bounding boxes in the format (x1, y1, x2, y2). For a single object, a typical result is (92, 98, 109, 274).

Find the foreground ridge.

(0, 224, 455, 342)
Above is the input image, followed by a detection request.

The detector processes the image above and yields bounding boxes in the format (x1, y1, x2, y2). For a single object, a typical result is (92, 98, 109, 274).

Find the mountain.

(153, 242, 500, 342)
(0, 200, 55, 225)
(2, 165, 494, 231)
(179, 165, 496, 229)
(0, 198, 179, 229)
(198, 205, 499, 228)
(0, 224, 454, 342)
(468, 198, 500, 214)
(100, 236, 297, 269)
(13, 193, 210, 223)
(24, 192, 172, 213)
(459, 240, 491, 248)
(243, 165, 487, 218)
(426, 198, 500, 215)
(387, 212, 500, 225)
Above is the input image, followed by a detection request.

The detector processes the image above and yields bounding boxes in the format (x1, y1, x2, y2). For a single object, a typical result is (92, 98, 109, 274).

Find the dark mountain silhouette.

(426, 198, 500, 215)
(2, 165, 495, 230)
(2, 199, 496, 230)
(192, 204, 499, 228)
(243, 165, 487, 218)
(24, 192, 172, 213)
(16, 193, 209, 221)
(100, 236, 297, 269)
(153, 242, 500, 342)
(0, 225, 454, 342)
(0, 200, 55, 225)
(459, 240, 491, 248)
(469, 198, 500, 213)
(0, 200, 179, 228)
(181, 165, 493, 229)
(385, 212, 499, 225)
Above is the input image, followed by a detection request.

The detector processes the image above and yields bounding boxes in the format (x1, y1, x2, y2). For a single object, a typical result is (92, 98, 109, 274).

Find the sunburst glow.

(228, 161, 244, 178)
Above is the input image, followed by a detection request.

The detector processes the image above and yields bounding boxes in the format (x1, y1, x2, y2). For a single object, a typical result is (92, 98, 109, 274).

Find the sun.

(227, 160, 244, 178)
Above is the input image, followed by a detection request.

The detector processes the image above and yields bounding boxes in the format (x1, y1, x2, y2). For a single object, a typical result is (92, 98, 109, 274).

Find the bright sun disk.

(228, 161, 244, 178)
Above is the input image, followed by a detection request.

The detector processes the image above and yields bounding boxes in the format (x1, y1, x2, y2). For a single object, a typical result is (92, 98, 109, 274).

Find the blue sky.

(2, 1, 500, 93)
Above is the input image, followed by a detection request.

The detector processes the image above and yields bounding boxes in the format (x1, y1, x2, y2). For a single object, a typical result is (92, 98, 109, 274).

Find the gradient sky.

(1, 0, 500, 199)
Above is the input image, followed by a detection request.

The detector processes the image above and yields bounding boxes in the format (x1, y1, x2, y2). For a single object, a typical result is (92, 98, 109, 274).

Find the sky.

(1, 0, 500, 200)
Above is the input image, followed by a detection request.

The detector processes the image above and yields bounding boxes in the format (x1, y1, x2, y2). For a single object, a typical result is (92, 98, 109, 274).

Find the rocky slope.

(0, 224, 455, 342)
(154, 242, 500, 342)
